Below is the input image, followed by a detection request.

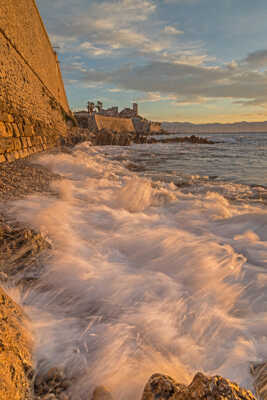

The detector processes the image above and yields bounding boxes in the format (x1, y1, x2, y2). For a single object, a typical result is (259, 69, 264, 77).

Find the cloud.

(79, 42, 113, 57)
(75, 58, 267, 107)
(42, 0, 209, 63)
(243, 49, 267, 67)
(137, 92, 178, 102)
(52, 0, 156, 38)
(164, 0, 199, 3)
(164, 26, 184, 35)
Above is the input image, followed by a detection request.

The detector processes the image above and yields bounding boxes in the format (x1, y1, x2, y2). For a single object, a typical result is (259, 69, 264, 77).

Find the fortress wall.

(94, 114, 135, 133)
(0, 0, 69, 112)
(149, 122, 161, 133)
(132, 118, 149, 133)
(0, 0, 72, 162)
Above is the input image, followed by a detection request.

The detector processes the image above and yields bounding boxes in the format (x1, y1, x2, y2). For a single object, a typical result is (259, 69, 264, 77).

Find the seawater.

(8, 133, 267, 400)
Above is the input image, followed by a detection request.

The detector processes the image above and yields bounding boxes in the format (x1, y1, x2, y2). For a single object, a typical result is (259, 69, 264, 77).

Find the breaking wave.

(8, 142, 267, 400)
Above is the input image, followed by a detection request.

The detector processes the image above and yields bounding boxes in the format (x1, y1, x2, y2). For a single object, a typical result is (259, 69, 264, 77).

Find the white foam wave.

(9, 142, 267, 400)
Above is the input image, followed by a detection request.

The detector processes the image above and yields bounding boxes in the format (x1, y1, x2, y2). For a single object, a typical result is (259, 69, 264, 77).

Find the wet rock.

(250, 362, 267, 400)
(42, 394, 57, 400)
(60, 127, 94, 147)
(141, 372, 256, 400)
(91, 128, 133, 146)
(141, 373, 186, 400)
(0, 287, 33, 400)
(58, 393, 69, 400)
(91, 386, 114, 400)
(0, 215, 51, 281)
(0, 271, 8, 281)
(148, 135, 215, 145)
(34, 366, 72, 399)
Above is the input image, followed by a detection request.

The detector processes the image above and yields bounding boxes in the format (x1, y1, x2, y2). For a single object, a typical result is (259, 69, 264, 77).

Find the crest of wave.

(8, 144, 267, 400)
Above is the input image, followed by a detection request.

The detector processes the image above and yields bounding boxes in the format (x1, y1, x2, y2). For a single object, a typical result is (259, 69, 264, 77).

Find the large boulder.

(0, 287, 33, 400)
(141, 372, 256, 400)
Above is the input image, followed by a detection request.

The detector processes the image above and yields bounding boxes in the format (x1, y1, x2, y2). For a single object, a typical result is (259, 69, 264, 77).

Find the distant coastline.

(163, 120, 267, 134)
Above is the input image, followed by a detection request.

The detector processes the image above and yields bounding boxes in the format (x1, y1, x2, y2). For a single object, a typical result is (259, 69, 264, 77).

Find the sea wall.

(149, 122, 162, 133)
(0, 0, 71, 163)
(93, 114, 135, 133)
(132, 117, 150, 133)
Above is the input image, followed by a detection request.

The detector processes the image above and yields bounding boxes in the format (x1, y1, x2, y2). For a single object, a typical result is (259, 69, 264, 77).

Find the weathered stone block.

(21, 137, 28, 148)
(12, 123, 21, 137)
(27, 137, 32, 147)
(14, 138, 22, 150)
(5, 123, 14, 137)
(34, 125, 44, 136)
(6, 152, 16, 162)
(0, 154, 6, 163)
(23, 148, 30, 157)
(0, 112, 14, 123)
(24, 125, 35, 136)
(13, 151, 20, 159)
(0, 138, 15, 153)
(0, 121, 12, 137)
(17, 122, 24, 136)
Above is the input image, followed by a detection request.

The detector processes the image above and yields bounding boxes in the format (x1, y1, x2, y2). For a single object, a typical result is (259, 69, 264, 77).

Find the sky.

(36, 0, 267, 123)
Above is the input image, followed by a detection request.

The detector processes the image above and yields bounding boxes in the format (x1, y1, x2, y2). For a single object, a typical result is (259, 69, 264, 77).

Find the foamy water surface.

(7, 140, 267, 400)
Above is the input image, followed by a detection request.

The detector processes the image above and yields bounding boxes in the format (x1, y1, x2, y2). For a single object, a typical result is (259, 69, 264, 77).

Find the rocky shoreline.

(147, 135, 215, 145)
(60, 127, 215, 147)
(0, 145, 264, 400)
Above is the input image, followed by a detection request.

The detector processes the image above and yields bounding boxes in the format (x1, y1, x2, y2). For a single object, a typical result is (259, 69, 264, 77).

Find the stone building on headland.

(0, 0, 74, 163)
(75, 101, 161, 134)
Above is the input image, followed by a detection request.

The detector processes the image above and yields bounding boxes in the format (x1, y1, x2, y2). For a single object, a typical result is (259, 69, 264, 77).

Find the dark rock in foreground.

(34, 366, 72, 399)
(61, 127, 150, 147)
(141, 372, 256, 400)
(250, 362, 267, 400)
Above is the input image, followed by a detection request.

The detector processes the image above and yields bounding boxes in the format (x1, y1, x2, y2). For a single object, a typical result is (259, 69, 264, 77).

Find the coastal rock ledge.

(0, 287, 33, 400)
(141, 372, 256, 400)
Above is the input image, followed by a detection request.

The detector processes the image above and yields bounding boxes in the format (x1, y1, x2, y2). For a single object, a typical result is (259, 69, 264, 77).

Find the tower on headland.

(133, 103, 138, 117)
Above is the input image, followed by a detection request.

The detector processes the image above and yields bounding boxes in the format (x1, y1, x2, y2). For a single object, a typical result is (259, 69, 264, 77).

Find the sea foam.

(9, 142, 267, 400)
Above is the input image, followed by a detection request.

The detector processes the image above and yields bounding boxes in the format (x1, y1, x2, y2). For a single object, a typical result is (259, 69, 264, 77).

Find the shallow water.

(8, 136, 267, 400)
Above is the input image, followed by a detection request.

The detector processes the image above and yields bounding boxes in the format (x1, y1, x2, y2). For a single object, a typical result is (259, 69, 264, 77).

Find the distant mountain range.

(162, 121, 267, 134)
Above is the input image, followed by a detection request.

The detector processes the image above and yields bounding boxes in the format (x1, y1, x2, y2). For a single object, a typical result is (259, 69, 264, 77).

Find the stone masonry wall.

(149, 122, 162, 133)
(0, 0, 71, 162)
(0, 111, 60, 163)
(94, 114, 135, 133)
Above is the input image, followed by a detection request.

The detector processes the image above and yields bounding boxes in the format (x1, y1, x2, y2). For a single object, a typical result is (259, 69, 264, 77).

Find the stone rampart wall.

(0, 0, 69, 113)
(149, 122, 161, 133)
(0, 0, 71, 162)
(94, 114, 135, 133)
(0, 111, 61, 163)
